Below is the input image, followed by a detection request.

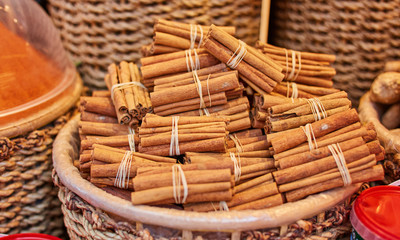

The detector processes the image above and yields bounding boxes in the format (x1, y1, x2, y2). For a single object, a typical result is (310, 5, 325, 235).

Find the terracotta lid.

(0, 0, 81, 138)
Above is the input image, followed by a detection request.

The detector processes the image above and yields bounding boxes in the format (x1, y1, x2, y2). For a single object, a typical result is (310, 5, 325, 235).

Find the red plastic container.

(0, 233, 62, 240)
(350, 185, 400, 240)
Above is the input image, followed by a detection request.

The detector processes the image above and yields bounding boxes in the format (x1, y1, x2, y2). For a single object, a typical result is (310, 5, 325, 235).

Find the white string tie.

(284, 48, 289, 79)
(172, 165, 188, 204)
(185, 49, 201, 72)
(287, 82, 299, 103)
(230, 152, 242, 183)
(111, 81, 147, 103)
(287, 51, 302, 81)
(301, 123, 318, 151)
(114, 151, 133, 189)
(328, 143, 352, 186)
(229, 134, 244, 153)
(128, 127, 136, 152)
(190, 24, 197, 50)
(287, 50, 296, 81)
(206, 73, 212, 107)
(307, 98, 327, 122)
(169, 116, 180, 156)
(189, 24, 204, 49)
(211, 201, 230, 211)
(219, 201, 229, 211)
(227, 40, 247, 69)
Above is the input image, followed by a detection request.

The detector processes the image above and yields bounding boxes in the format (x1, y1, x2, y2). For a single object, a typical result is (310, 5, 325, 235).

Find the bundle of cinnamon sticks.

(202, 24, 285, 94)
(141, 19, 236, 57)
(255, 41, 339, 98)
(264, 91, 352, 133)
(150, 70, 240, 114)
(138, 114, 229, 156)
(268, 108, 385, 201)
(88, 144, 176, 191)
(78, 91, 141, 177)
(132, 164, 234, 205)
(183, 129, 281, 211)
(105, 61, 152, 124)
(147, 60, 251, 132)
(140, 48, 223, 90)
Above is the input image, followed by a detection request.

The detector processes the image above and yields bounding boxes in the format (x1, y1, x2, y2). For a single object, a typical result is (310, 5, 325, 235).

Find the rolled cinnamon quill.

(184, 182, 279, 212)
(141, 50, 220, 80)
(136, 160, 234, 176)
(267, 106, 350, 133)
(81, 134, 139, 151)
(79, 121, 129, 136)
(151, 63, 228, 86)
(141, 114, 228, 128)
(279, 155, 377, 193)
(256, 41, 336, 63)
(150, 72, 239, 107)
(92, 144, 176, 164)
(230, 193, 284, 211)
(272, 143, 378, 184)
(138, 137, 227, 156)
(285, 165, 384, 202)
(80, 111, 118, 124)
(140, 132, 226, 147)
(277, 137, 366, 169)
(203, 37, 277, 93)
(273, 125, 375, 160)
(270, 108, 360, 153)
(132, 168, 232, 191)
(132, 182, 232, 205)
(80, 96, 117, 117)
(206, 24, 284, 81)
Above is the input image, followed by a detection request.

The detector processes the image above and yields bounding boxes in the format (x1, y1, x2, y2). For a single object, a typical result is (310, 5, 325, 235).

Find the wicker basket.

(359, 91, 400, 183)
(52, 115, 361, 239)
(269, 0, 400, 106)
(0, 112, 77, 237)
(46, 0, 262, 89)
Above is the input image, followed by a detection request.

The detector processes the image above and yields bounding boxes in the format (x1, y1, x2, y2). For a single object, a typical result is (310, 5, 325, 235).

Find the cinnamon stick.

(270, 109, 360, 154)
(273, 144, 375, 184)
(138, 137, 227, 156)
(132, 168, 232, 191)
(285, 165, 384, 202)
(150, 71, 239, 107)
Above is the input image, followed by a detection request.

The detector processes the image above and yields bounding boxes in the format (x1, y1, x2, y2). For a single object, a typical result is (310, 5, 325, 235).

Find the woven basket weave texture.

(269, 0, 400, 106)
(0, 114, 73, 237)
(47, 0, 262, 89)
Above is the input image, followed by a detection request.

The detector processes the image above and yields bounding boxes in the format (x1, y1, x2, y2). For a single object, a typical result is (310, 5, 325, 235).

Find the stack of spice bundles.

(146, 52, 250, 132)
(138, 114, 229, 156)
(255, 41, 338, 98)
(141, 19, 236, 56)
(269, 109, 385, 202)
(78, 92, 140, 177)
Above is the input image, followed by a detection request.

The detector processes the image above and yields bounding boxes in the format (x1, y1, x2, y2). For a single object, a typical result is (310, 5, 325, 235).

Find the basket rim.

(52, 115, 359, 232)
(359, 91, 400, 154)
